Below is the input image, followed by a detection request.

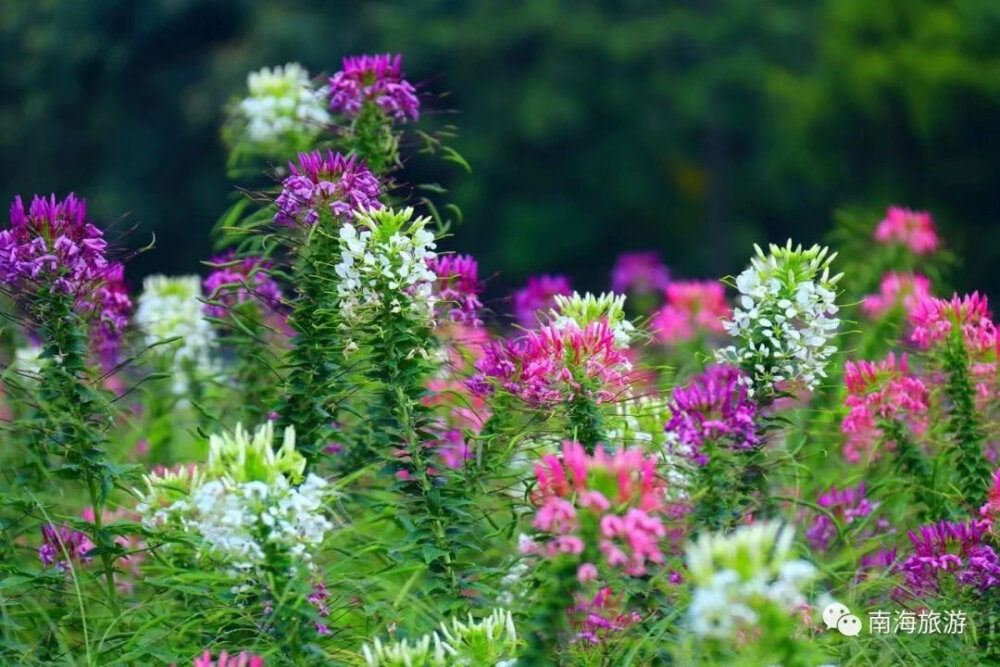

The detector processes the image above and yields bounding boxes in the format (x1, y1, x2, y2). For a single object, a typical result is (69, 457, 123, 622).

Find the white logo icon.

(823, 602, 862, 636)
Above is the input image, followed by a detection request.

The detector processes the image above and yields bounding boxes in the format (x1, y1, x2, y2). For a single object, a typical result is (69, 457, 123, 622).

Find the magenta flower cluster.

(328, 53, 419, 123)
(469, 319, 632, 406)
(522, 441, 668, 578)
(909, 292, 997, 354)
(511, 274, 572, 328)
(861, 272, 932, 321)
(426, 253, 483, 326)
(874, 206, 939, 255)
(841, 353, 929, 464)
(0, 194, 131, 353)
(653, 280, 730, 343)
(274, 150, 381, 226)
(806, 483, 877, 551)
(664, 364, 758, 466)
(898, 519, 1000, 595)
(610, 251, 670, 296)
(39, 523, 94, 572)
(203, 251, 283, 319)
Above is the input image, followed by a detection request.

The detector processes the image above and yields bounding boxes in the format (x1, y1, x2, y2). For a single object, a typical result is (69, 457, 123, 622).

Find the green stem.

(942, 335, 990, 509)
(523, 558, 577, 665)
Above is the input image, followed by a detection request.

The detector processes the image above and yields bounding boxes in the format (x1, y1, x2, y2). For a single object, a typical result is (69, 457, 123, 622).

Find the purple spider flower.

(899, 519, 1000, 595)
(664, 364, 758, 465)
(426, 253, 483, 326)
(611, 251, 670, 296)
(512, 274, 572, 328)
(0, 194, 108, 294)
(203, 251, 283, 319)
(806, 483, 878, 551)
(274, 150, 381, 227)
(328, 53, 420, 122)
(0, 194, 131, 356)
(39, 523, 94, 572)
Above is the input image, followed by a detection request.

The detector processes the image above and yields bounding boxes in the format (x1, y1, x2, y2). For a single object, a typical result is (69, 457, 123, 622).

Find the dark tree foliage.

(2, 0, 998, 299)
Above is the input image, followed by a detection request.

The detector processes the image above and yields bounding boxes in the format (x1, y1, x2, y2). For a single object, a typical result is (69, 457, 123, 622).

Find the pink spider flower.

(191, 651, 264, 667)
(841, 353, 929, 464)
(911, 293, 998, 406)
(526, 441, 668, 577)
(328, 53, 419, 122)
(860, 272, 932, 320)
(469, 319, 632, 407)
(652, 280, 729, 343)
(512, 274, 572, 327)
(898, 519, 1000, 595)
(874, 206, 939, 255)
(426, 254, 484, 326)
(203, 251, 283, 320)
(274, 150, 381, 226)
(610, 251, 670, 296)
(910, 292, 997, 354)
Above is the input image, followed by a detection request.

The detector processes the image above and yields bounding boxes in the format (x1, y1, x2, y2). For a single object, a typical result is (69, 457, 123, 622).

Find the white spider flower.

(134, 424, 335, 572)
(232, 63, 330, 146)
(715, 240, 842, 398)
(135, 274, 215, 394)
(684, 521, 818, 639)
(549, 291, 635, 347)
(335, 207, 438, 340)
(362, 609, 519, 666)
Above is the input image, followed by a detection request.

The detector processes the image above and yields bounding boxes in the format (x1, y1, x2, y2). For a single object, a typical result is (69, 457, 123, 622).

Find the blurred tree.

(1, 0, 997, 300)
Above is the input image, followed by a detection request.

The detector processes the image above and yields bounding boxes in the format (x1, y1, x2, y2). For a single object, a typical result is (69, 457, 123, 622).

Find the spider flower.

(860, 272, 932, 320)
(203, 251, 283, 320)
(274, 150, 381, 227)
(0, 194, 131, 354)
(716, 241, 841, 397)
(684, 521, 818, 639)
(665, 365, 758, 466)
(328, 53, 419, 122)
(874, 206, 939, 255)
(0, 193, 107, 294)
(841, 353, 929, 463)
(512, 274, 572, 327)
(549, 291, 635, 348)
(610, 251, 670, 296)
(805, 483, 879, 551)
(230, 62, 330, 148)
(653, 281, 729, 343)
(469, 319, 632, 407)
(335, 206, 437, 331)
(524, 440, 668, 577)
(39, 523, 94, 572)
(898, 519, 1000, 595)
(135, 275, 215, 395)
(426, 253, 483, 326)
(910, 292, 997, 354)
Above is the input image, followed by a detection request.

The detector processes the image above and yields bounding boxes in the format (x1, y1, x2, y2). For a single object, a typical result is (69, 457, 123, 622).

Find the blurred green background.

(2, 0, 999, 301)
